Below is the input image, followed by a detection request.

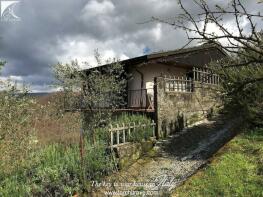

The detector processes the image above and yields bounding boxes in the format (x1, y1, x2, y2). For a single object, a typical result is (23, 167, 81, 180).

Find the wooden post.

(133, 122, 136, 136)
(193, 67, 196, 81)
(173, 77, 175, 91)
(110, 124, 113, 146)
(79, 127, 87, 193)
(176, 77, 178, 91)
(122, 123, 125, 143)
(116, 124, 119, 145)
(153, 77, 159, 139)
(184, 77, 187, 92)
(128, 123, 131, 138)
(198, 68, 200, 81)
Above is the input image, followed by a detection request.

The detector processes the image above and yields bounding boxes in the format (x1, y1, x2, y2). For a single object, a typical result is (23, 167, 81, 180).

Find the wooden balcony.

(63, 89, 155, 113)
(127, 88, 154, 110)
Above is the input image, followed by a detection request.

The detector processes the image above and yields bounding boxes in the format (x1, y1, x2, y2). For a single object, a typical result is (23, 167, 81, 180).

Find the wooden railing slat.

(109, 121, 156, 146)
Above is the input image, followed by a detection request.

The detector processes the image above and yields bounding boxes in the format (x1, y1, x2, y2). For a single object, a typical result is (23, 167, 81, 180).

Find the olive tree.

(53, 52, 127, 143)
(53, 53, 127, 190)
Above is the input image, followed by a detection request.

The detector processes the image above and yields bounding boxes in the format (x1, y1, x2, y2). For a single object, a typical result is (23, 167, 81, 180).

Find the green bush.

(0, 140, 114, 196)
(29, 140, 114, 196)
(84, 140, 114, 180)
(0, 86, 37, 175)
(111, 113, 153, 143)
(29, 144, 80, 196)
(0, 144, 81, 196)
(0, 174, 31, 197)
(0, 105, 154, 196)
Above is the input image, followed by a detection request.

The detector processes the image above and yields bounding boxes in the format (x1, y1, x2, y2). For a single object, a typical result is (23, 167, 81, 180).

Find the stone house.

(83, 43, 227, 138)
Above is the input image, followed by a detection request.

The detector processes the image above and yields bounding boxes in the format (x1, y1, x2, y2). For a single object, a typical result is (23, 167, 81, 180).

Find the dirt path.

(93, 117, 239, 196)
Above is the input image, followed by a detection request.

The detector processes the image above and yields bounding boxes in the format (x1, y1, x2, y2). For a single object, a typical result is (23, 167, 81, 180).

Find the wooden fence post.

(110, 124, 113, 146)
(128, 123, 131, 138)
(154, 77, 159, 139)
(122, 123, 125, 143)
(116, 124, 119, 145)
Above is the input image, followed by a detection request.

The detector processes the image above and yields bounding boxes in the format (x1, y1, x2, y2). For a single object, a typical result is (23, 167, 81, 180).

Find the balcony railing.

(165, 77, 194, 93)
(127, 89, 154, 109)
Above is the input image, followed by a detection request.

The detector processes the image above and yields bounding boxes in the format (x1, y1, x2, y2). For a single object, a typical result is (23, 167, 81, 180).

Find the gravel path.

(93, 117, 239, 196)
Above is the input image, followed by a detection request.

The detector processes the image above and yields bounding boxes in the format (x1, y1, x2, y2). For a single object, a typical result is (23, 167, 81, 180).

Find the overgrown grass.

(0, 140, 115, 196)
(174, 127, 263, 197)
(0, 107, 153, 196)
(0, 144, 79, 196)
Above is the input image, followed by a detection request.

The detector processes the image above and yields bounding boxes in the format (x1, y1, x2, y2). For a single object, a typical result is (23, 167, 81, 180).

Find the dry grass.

(33, 93, 81, 145)
(34, 112, 80, 145)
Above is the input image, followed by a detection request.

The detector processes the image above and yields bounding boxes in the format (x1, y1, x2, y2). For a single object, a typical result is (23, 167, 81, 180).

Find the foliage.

(0, 60, 6, 73)
(111, 113, 153, 142)
(34, 96, 81, 145)
(211, 59, 263, 126)
(29, 144, 81, 196)
(0, 63, 35, 196)
(174, 127, 263, 197)
(0, 173, 31, 197)
(165, 0, 263, 66)
(53, 52, 127, 143)
(84, 140, 115, 180)
(0, 74, 37, 176)
(0, 61, 115, 195)
(31, 140, 113, 195)
(0, 139, 115, 196)
(53, 54, 127, 111)
(159, 0, 263, 127)
(88, 113, 154, 144)
(0, 143, 80, 196)
(0, 48, 151, 196)
(188, 113, 201, 125)
(209, 36, 263, 126)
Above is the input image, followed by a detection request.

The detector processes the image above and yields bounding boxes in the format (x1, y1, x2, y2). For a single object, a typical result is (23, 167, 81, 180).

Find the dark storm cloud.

(0, 0, 261, 91)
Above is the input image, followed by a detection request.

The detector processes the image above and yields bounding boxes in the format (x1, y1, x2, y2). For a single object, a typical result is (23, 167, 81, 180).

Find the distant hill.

(31, 92, 63, 105)
(28, 92, 51, 97)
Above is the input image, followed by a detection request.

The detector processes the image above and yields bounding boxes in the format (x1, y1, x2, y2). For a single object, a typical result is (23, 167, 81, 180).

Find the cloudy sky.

(0, 0, 262, 92)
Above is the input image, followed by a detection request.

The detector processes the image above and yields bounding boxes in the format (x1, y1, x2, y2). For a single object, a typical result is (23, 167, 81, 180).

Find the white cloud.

(1, 0, 260, 92)
(152, 23, 162, 41)
(82, 0, 115, 18)
(56, 36, 145, 69)
(198, 16, 251, 47)
(0, 75, 56, 92)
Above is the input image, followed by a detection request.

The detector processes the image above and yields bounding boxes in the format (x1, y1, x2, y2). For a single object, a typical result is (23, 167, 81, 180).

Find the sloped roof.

(121, 43, 227, 68)
(83, 43, 228, 72)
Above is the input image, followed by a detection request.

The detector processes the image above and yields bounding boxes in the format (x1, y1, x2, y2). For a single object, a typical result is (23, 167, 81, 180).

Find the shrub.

(0, 83, 37, 176)
(28, 141, 114, 195)
(111, 113, 153, 143)
(0, 173, 31, 197)
(10, 144, 81, 196)
(84, 140, 115, 181)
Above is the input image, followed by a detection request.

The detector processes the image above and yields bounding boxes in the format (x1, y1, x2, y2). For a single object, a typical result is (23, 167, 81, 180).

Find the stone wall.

(155, 77, 220, 138)
(112, 139, 155, 169)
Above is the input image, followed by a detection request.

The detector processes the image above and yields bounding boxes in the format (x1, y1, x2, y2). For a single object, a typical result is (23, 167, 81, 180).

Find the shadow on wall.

(155, 76, 219, 138)
(161, 113, 186, 137)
